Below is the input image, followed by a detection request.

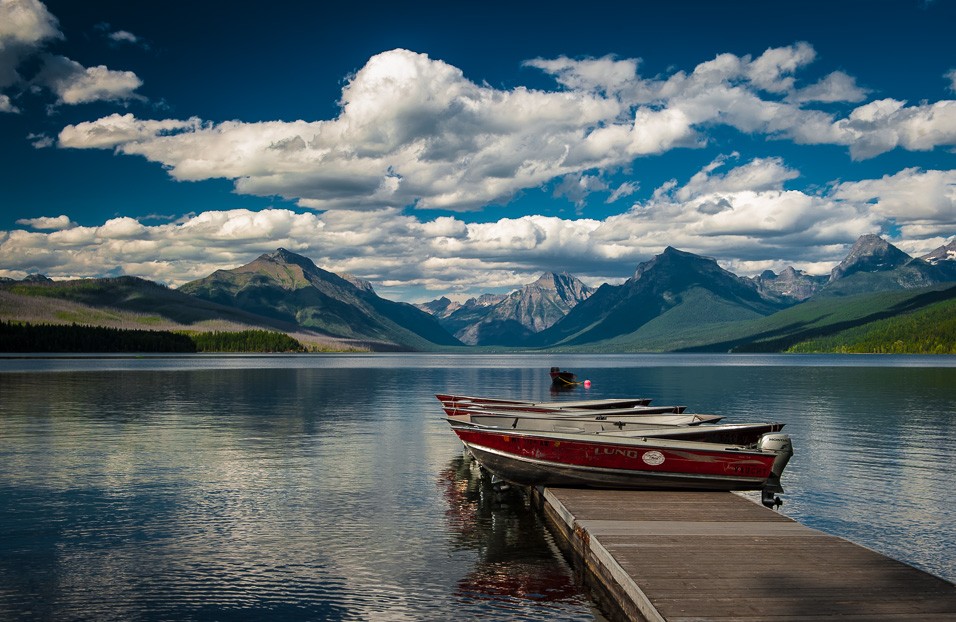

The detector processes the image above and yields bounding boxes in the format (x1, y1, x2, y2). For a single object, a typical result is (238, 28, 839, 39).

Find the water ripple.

(2, 358, 953, 621)
(0, 366, 602, 621)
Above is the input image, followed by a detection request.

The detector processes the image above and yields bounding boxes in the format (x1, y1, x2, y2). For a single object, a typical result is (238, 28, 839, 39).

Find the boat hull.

(453, 427, 778, 491)
(551, 371, 577, 387)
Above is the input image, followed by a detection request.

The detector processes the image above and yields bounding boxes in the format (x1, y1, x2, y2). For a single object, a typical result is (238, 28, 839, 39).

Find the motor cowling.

(758, 433, 793, 478)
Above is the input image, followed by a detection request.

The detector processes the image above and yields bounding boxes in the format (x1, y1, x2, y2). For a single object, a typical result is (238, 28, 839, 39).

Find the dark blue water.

(1, 353, 954, 620)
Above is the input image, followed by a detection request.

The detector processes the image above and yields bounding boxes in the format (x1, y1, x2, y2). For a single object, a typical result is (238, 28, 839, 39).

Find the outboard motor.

(757, 433, 793, 509)
(758, 433, 793, 478)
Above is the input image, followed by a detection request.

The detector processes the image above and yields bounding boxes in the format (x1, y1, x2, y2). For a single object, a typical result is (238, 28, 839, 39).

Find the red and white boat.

(440, 393, 794, 507)
(450, 424, 792, 500)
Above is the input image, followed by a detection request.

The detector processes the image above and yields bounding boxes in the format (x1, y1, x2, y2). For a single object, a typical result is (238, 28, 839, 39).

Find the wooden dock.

(532, 488, 956, 621)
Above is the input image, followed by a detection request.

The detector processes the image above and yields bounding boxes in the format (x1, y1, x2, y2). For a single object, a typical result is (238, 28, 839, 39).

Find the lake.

(1, 353, 954, 620)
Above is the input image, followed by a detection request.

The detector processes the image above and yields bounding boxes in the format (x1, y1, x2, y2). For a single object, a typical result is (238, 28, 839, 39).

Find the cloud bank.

(2, 158, 952, 299)
(54, 46, 956, 214)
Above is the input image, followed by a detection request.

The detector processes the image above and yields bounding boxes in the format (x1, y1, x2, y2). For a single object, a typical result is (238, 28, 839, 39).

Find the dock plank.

(533, 488, 956, 621)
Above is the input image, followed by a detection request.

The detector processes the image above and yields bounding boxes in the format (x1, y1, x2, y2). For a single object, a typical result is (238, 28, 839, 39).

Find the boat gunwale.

(436, 393, 653, 410)
(440, 404, 698, 419)
(445, 412, 726, 430)
(447, 414, 784, 438)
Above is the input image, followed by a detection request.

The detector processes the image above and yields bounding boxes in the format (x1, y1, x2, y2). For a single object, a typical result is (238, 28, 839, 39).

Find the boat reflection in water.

(437, 454, 597, 612)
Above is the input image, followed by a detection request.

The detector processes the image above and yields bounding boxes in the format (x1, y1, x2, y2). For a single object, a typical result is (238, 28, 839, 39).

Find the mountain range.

(2, 235, 954, 353)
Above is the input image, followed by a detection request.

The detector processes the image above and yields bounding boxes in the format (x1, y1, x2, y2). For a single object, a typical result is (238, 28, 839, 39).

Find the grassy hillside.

(0, 283, 368, 352)
(611, 287, 769, 350)
(4, 277, 294, 327)
(682, 283, 956, 353)
(787, 297, 956, 354)
(544, 287, 769, 352)
(543, 282, 956, 353)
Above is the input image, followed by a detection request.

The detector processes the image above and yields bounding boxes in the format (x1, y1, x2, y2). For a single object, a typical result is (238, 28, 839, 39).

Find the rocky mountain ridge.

(428, 272, 593, 345)
(829, 234, 914, 283)
(527, 246, 784, 347)
(750, 267, 828, 303)
(178, 248, 460, 349)
(922, 239, 956, 265)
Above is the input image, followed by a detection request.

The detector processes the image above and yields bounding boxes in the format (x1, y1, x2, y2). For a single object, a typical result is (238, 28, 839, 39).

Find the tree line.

(0, 322, 306, 353)
(788, 299, 956, 354)
(0, 320, 195, 353)
(190, 330, 305, 352)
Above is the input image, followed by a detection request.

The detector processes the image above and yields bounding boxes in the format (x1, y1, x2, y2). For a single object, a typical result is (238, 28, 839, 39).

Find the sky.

(1, 0, 954, 302)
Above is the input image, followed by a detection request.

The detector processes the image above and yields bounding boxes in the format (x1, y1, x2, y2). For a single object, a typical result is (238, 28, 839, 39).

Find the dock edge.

(531, 486, 663, 622)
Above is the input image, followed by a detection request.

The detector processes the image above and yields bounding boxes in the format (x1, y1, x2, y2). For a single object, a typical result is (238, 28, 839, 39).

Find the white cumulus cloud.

(523, 54, 640, 96)
(836, 99, 956, 159)
(52, 45, 956, 215)
(1, 1, 144, 108)
(35, 54, 144, 104)
(831, 168, 956, 238)
(0, 0, 60, 88)
(108, 30, 139, 45)
(1, 160, 951, 297)
(605, 157, 881, 265)
(58, 113, 203, 149)
(15, 214, 75, 230)
(0, 92, 17, 112)
(746, 42, 817, 93)
(788, 71, 869, 103)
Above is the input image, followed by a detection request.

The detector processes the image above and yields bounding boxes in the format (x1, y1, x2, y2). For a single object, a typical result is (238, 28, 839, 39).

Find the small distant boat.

(549, 367, 578, 387)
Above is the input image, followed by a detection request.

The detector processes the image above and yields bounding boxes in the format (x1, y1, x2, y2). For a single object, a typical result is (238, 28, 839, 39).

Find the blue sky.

(1, 0, 954, 302)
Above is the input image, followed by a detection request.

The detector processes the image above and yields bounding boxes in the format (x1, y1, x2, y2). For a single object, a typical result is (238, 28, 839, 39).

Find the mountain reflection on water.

(438, 454, 588, 606)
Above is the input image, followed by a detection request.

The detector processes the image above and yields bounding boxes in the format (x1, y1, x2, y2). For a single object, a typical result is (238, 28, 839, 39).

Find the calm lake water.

(1, 353, 954, 620)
